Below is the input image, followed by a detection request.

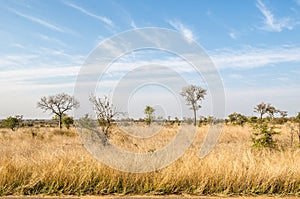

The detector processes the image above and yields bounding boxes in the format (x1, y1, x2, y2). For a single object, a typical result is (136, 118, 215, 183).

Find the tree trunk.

(193, 108, 197, 126)
(298, 122, 300, 143)
(260, 113, 263, 120)
(59, 115, 62, 129)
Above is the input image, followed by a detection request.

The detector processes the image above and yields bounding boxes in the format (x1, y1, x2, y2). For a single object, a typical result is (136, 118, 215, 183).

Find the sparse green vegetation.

(144, 105, 155, 125)
(228, 112, 248, 126)
(251, 122, 278, 148)
(1, 115, 22, 131)
(62, 116, 74, 129)
(251, 102, 282, 149)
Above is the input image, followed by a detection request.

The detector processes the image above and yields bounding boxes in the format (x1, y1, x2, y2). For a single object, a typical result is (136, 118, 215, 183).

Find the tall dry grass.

(0, 124, 300, 196)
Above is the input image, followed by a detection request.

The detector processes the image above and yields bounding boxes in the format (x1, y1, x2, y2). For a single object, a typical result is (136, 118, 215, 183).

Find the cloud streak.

(167, 20, 196, 42)
(211, 45, 300, 69)
(0, 66, 80, 82)
(10, 9, 66, 32)
(66, 3, 113, 26)
(256, 0, 294, 32)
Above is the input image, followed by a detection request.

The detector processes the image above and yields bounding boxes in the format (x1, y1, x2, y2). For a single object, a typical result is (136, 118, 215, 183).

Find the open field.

(0, 124, 300, 197)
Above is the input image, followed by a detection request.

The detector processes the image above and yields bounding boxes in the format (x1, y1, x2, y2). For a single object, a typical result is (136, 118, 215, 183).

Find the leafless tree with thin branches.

(89, 94, 120, 138)
(37, 93, 79, 129)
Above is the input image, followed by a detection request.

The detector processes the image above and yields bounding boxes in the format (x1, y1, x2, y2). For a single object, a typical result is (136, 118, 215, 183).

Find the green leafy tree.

(248, 116, 258, 124)
(228, 112, 248, 126)
(144, 105, 155, 125)
(37, 93, 79, 129)
(180, 85, 207, 126)
(2, 116, 21, 131)
(63, 116, 74, 129)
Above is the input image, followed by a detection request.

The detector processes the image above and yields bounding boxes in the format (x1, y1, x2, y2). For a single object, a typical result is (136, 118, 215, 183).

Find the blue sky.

(0, 0, 300, 119)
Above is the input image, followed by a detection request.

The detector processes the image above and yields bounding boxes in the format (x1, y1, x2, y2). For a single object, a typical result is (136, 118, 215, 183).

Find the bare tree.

(180, 85, 207, 126)
(89, 95, 120, 137)
(37, 93, 79, 129)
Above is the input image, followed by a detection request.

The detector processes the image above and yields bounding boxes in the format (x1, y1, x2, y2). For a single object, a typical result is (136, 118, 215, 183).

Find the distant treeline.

(0, 119, 59, 128)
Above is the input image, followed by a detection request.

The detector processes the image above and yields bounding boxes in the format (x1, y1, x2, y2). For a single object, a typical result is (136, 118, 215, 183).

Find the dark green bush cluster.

(1, 115, 22, 131)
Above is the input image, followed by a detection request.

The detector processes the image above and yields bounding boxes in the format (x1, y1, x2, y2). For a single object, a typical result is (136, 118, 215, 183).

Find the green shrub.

(251, 122, 279, 149)
(1, 116, 19, 131)
(62, 116, 74, 129)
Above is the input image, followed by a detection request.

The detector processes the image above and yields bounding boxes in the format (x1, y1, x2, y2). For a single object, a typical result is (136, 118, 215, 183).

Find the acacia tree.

(37, 93, 79, 129)
(180, 85, 207, 126)
(144, 105, 155, 125)
(266, 104, 279, 121)
(254, 102, 268, 120)
(254, 102, 286, 123)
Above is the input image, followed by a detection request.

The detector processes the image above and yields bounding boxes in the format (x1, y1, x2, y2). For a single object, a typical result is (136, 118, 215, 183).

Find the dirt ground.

(83, 195, 299, 199)
(2, 195, 300, 199)
(83, 196, 300, 199)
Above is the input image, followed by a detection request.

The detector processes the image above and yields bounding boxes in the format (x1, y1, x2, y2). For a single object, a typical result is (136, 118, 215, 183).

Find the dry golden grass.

(0, 124, 300, 196)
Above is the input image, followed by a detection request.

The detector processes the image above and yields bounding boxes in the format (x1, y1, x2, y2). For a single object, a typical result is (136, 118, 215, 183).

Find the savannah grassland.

(0, 123, 300, 197)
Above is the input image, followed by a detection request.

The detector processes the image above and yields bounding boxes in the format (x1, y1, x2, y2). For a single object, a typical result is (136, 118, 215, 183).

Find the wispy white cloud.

(11, 43, 25, 49)
(36, 33, 67, 47)
(256, 0, 294, 32)
(4, 44, 299, 81)
(211, 45, 300, 69)
(0, 54, 38, 69)
(167, 20, 196, 42)
(10, 8, 66, 32)
(66, 2, 113, 26)
(0, 66, 80, 83)
(0, 48, 84, 72)
(130, 20, 137, 29)
(228, 31, 238, 39)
